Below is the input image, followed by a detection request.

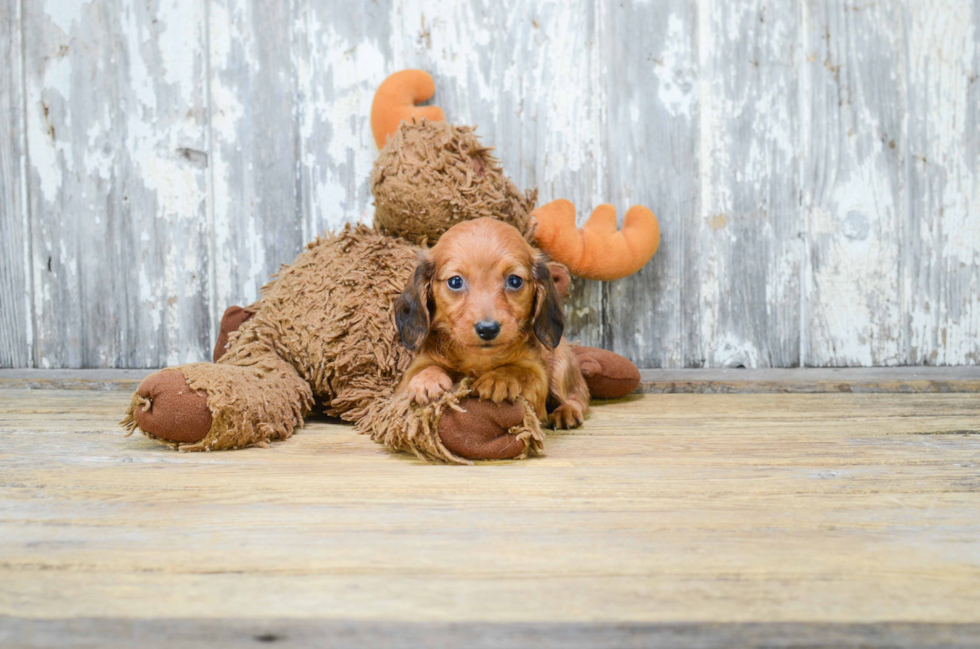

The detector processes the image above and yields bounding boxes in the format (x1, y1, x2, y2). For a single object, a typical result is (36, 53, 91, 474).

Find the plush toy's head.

(371, 120, 535, 244)
(370, 70, 661, 281)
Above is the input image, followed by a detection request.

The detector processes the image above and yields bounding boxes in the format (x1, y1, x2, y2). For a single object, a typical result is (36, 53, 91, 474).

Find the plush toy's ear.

(532, 255, 564, 350)
(395, 253, 435, 351)
(547, 262, 571, 299)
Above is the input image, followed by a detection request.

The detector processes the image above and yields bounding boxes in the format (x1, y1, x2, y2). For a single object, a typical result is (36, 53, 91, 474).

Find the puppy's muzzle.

(475, 320, 501, 341)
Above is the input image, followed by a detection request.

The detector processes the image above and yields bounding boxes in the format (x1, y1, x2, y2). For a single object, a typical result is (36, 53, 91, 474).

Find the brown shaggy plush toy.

(121, 70, 657, 463)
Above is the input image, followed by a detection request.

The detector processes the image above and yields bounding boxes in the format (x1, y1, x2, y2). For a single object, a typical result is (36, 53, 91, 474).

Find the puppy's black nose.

(475, 320, 501, 341)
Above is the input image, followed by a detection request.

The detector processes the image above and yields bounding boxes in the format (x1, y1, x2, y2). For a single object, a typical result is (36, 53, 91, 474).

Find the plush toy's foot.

(572, 346, 641, 399)
(358, 383, 544, 464)
(438, 398, 530, 460)
(127, 369, 212, 444)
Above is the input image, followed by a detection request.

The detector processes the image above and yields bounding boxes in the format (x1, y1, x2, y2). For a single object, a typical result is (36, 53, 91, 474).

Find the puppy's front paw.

(472, 370, 522, 404)
(407, 367, 453, 405)
(549, 402, 585, 429)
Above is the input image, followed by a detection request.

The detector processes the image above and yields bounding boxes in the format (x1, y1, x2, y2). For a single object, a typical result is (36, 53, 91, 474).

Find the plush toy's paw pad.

(578, 358, 602, 379)
(472, 371, 522, 404)
(438, 398, 528, 460)
(132, 370, 212, 443)
(549, 402, 585, 430)
(407, 367, 453, 405)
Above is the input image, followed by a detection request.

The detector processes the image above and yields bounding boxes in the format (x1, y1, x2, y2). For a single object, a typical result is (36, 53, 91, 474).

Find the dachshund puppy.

(395, 218, 589, 429)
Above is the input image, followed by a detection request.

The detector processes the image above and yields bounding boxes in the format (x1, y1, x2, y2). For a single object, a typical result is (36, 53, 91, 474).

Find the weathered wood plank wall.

(15, 0, 213, 368)
(1, 0, 977, 369)
(0, 0, 30, 368)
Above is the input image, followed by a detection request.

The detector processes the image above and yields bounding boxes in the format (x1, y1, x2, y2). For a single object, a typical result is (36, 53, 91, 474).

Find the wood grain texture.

(1, 388, 979, 628)
(801, 0, 907, 366)
(292, 0, 394, 240)
(21, 0, 212, 369)
(0, 0, 31, 368)
(2, 1, 979, 369)
(602, 0, 699, 367)
(904, 0, 980, 366)
(208, 0, 305, 314)
(696, 0, 802, 368)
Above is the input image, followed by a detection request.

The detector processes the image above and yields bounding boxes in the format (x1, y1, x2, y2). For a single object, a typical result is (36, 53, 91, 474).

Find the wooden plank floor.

(3, 366, 980, 393)
(1, 386, 979, 647)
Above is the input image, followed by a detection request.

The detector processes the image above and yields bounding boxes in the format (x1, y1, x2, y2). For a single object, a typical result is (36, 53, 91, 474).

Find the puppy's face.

(396, 218, 564, 355)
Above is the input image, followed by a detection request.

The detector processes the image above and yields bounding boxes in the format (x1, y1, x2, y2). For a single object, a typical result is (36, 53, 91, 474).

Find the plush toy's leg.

(357, 383, 544, 464)
(571, 346, 642, 399)
(122, 358, 313, 451)
(213, 305, 257, 362)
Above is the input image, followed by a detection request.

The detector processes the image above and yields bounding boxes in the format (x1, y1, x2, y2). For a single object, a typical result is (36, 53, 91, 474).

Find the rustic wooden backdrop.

(1, 0, 978, 369)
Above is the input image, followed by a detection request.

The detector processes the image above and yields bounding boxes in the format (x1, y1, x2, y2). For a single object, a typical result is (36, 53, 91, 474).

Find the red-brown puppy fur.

(395, 218, 589, 428)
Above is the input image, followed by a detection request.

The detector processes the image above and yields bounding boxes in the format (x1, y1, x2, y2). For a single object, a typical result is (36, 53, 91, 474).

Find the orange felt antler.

(532, 200, 661, 281)
(371, 70, 446, 149)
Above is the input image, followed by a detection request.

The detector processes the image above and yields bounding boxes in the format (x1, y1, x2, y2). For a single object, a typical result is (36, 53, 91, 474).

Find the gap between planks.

(0, 367, 977, 393)
(2, 618, 980, 649)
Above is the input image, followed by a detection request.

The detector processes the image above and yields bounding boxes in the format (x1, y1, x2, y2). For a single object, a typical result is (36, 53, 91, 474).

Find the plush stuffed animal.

(121, 70, 658, 463)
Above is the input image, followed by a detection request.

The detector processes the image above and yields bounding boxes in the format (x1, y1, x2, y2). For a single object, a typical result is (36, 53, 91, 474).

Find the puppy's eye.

(447, 276, 464, 291)
(506, 275, 524, 290)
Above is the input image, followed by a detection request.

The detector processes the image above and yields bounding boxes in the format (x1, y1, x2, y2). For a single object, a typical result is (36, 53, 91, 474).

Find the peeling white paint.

(295, 16, 386, 238)
(655, 14, 695, 119)
(713, 332, 762, 368)
(44, 0, 89, 36)
(28, 50, 74, 204)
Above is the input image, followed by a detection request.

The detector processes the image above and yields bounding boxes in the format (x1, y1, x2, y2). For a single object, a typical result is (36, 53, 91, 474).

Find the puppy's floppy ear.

(395, 253, 435, 351)
(532, 253, 565, 350)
